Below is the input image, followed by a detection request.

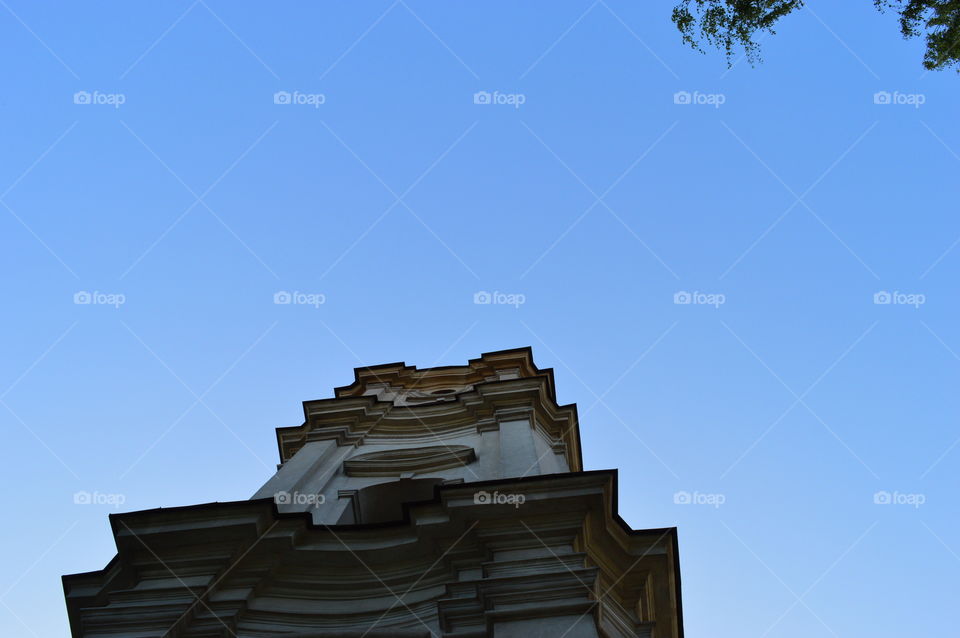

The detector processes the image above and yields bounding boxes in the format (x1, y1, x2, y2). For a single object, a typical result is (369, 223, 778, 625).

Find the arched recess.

(343, 445, 476, 477)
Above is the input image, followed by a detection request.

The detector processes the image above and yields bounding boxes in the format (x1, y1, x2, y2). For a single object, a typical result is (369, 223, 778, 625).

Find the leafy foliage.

(671, 0, 804, 64)
(880, 0, 960, 70)
(672, 0, 960, 71)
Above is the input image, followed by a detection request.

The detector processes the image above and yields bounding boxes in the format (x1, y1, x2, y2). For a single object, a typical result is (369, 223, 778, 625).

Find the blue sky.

(1, 1, 958, 636)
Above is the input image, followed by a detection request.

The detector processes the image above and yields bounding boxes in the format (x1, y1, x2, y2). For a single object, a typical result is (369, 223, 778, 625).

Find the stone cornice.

(276, 373, 582, 471)
(63, 471, 682, 638)
(333, 347, 556, 400)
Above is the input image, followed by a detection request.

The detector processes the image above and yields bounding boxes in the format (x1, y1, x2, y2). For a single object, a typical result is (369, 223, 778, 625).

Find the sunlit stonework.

(63, 348, 683, 637)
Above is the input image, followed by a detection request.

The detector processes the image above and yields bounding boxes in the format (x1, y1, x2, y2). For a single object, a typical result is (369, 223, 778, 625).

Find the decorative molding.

(344, 445, 476, 477)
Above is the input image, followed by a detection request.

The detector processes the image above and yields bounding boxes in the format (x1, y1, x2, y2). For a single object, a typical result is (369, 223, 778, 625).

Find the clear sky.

(1, 2, 958, 636)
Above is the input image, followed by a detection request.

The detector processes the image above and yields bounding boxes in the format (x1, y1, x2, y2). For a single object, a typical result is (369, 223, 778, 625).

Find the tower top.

(274, 347, 582, 471)
(333, 346, 557, 403)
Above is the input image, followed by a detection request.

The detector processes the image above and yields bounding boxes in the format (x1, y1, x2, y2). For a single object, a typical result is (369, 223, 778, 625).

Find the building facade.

(63, 348, 683, 637)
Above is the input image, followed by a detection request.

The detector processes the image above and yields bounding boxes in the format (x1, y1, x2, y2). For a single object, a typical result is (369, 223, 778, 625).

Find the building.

(63, 347, 683, 637)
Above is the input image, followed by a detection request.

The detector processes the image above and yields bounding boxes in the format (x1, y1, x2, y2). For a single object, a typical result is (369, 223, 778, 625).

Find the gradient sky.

(1, 2, 958, 636)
